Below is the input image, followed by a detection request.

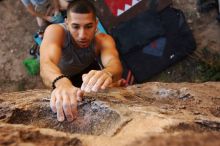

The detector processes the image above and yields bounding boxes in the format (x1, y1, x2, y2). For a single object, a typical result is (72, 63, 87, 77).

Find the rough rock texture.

(0, 0, 220, 92)
(1, 82, 220, 146)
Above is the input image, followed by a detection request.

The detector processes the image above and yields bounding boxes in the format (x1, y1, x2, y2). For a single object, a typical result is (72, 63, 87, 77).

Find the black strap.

(52, 75, 69, 90)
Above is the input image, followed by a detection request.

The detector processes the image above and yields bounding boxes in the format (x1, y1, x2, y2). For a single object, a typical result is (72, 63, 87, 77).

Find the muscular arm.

(97, 34, 122, 82)
(81, 33, 123, 92)
(52, 0, 60, 13)
(40, 24, 82, 122)
(40, 24, 64, 87)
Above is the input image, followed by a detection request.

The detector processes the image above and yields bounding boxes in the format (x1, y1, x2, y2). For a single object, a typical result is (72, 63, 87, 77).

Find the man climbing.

(40, 0, 123, 122)
(21, 0, 62, 31)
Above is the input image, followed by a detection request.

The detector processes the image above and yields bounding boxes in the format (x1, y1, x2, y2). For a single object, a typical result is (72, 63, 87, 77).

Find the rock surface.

(0, 0, 220, 92)
(1, 82, 220, 146)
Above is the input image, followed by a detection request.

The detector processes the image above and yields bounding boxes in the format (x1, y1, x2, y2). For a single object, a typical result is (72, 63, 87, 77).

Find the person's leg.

(35, 1, 51, 30)
(36, 17, 48, 31)
(58, 0, 69, 10)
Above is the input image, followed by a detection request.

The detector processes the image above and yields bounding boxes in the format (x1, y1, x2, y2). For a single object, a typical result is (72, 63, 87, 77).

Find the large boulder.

(1, 82, 220, 146)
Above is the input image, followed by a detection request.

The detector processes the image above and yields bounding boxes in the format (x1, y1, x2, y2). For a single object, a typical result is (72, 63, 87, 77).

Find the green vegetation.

(198, 47, 220, 81)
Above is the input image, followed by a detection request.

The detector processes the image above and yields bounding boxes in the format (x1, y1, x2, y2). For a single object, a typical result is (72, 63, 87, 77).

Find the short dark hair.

(67, 0, 96, 19)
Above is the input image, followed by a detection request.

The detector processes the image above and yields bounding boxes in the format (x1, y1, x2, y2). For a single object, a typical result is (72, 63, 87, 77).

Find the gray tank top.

(58, 23, 96, 76)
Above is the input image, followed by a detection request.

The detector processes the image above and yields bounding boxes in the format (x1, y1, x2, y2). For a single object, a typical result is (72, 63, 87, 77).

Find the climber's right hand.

(50, 77, 83, 122)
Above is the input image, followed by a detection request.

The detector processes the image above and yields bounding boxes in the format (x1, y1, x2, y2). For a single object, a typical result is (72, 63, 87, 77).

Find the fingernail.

(58, 116, 64, 122)
(67, 117, 73, 122)
(92, 87, 97, 92)
(85, 87, 90, 93)
(77, 96, 82, 101)
(81, 85, 84, 90)
(73, 115, 77, 120)
(51, 108, 57, 113)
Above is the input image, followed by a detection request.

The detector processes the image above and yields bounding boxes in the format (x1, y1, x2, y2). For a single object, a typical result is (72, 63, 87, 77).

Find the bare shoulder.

(42, 24, 65, 46)
(40, 24, 64, 63)
(95, 33, 116, 51)
(94, 33, 118, 55)
(44, 24, 65, 38)
(95, 33, 114, 43)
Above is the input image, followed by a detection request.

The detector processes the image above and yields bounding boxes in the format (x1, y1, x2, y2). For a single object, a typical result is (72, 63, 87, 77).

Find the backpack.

(116, 7, 196, 83)
(93, 1, 196, 84)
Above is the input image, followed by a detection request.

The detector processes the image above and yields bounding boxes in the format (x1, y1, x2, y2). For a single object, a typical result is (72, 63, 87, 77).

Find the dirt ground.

(0, 0, 44, 92)
(0, 0, 220, 92)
